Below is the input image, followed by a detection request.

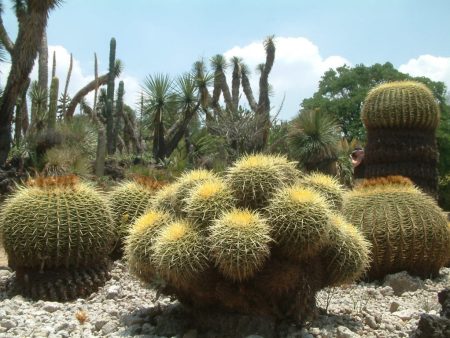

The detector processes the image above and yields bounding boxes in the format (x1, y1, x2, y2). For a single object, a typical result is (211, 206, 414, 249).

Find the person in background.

(351, 147, 365, 183)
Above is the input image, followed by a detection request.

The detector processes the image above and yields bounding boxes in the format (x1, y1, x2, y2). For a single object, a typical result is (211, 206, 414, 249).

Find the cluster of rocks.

(0, 262, 449, 337)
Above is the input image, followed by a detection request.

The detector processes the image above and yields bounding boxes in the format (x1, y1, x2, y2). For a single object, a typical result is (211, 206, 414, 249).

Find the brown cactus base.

(13, 260, 112, 301)
(158, 255, 324, 323)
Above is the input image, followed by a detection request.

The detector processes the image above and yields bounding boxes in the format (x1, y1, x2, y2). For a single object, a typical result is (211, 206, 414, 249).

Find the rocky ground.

(0, 258, 449, 338)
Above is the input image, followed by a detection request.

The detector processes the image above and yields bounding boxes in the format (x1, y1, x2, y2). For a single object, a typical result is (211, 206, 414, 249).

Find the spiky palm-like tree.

(289, 109, 341, 174)
(143, 73, 174, 161)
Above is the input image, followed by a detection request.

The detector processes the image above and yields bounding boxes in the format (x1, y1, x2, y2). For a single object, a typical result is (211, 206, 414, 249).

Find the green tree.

(0, 0, 62, 166)
(301, 62, 450, 176)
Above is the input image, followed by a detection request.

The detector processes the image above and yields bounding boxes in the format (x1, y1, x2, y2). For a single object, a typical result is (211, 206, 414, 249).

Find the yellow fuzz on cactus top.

(305, 172, 339, 187)
(179, 169, 215, 183)
(161, 221, 188, 241)
(132, 210, 167, 235)
(288, 188, 317, 204)
(196, 181, 222, 199)
(226, 210, 257, 228)
(235, 154, 292, 169)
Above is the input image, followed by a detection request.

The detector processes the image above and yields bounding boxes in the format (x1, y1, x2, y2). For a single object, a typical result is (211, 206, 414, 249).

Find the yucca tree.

(0, 0, 62, 165)
(288, 109, 341, 174)
(143, 74, 174, 161)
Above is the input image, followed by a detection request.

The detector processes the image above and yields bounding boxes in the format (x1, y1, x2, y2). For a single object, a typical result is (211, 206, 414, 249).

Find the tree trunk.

(241, 69, 258, 112)
(153, 109, 165, 161)
(164, 103, 200, 158)
(106, 38, 116, 155)
(231, 59, 241, 111)
(0, 4, 53, 166)
(65, 73, 109, 118)
(113, 81, 124, 153)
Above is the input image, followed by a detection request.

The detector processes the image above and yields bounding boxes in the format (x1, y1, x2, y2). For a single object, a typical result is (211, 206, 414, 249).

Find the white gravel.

(0, 262, 448, 338)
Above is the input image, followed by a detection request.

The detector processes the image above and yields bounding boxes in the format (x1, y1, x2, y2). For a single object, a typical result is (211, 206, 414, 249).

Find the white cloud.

(224, 37, 351, 120)
(399, 54, 450, 87)
(0, 45, 141, 113)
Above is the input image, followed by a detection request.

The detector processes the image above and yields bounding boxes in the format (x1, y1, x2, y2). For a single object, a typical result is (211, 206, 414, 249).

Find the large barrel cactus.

(108, 176, 165, 256)
(0, 175, 116, 300)
(344, 176, 450, 280)
(126, 154, 370, 323)
(361, 81, 440, 196)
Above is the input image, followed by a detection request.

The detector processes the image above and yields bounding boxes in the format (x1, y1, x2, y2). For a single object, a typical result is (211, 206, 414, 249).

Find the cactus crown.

(133, 210, 169, 234)
(26, 174, 79, 188)
(360, 175, 414, 189)
(361, 80, 440, 130)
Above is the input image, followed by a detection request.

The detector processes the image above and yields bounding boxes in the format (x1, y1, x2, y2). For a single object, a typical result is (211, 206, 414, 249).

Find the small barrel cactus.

(225, 154, 300, 209)
(108, 176, 164, 257)
(297, 172, 345, 211)
(361, 81, 440, 196)
(126, 154, 370, 323)
(343, 176, 450, 280)
(0, 175, 115, 300)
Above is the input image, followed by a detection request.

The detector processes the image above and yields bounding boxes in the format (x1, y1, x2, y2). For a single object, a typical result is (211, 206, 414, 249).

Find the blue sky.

(1, 0, 450, 119)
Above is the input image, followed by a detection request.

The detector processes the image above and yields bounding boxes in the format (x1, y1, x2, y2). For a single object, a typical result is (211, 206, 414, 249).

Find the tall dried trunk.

(0, 2, 58, 165)
(240, 65, 258, 112)
(93, 53, 99, 117)
(123, 108, 142, 155)
(95, 127, 106, 177)
(255, 36, 275, 151)
(231, 57, 241, 111)
(153, 108, 165, 161)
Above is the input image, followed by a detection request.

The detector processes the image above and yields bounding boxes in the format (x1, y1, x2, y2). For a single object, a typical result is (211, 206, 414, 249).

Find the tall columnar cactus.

(47, 76, 59, 130)
(108, 176, 165, 257)
(106, 37, 116, 155)
(361, 81, 440, 196)
(0, 176, 115, 300)
(126, 154, 370, 322)
(343, 176, 450, 280)
(113, 80, 124, 152)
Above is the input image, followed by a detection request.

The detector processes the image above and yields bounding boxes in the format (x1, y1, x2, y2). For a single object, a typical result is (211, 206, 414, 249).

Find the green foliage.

(288, 109, 340, 173)
(343, 177, 450, 279)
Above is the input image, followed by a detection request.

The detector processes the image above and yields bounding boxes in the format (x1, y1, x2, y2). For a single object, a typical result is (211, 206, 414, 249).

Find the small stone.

(43, 302, 61, 313)
(11, 295, 25, 302)
(245, 336, 265, 338)
(383, 271, 423, 296)
(336, 326, 360, 338)
(390, 301, 401, 313)
(0, 270, 12, 278)
(101, 321, 118, 335)
(309, 328, 321, 335)
(106, 285, 121, 299)
(365, 315, 378, 329)
(392, 309, 417, 321)
(57, 330, 70, 338)
(0, 319, 17, 329)
(94, 319, 108, 331)
(379, 286, 394, 296)
(183, 329, 198, 338)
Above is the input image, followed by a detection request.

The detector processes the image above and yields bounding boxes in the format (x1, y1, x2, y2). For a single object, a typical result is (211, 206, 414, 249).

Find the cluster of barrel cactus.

(361, 81, 440, 196)
(126, 155, 370, 320)
(0, 175, 115, 300)
(344, 176, 450, 280)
